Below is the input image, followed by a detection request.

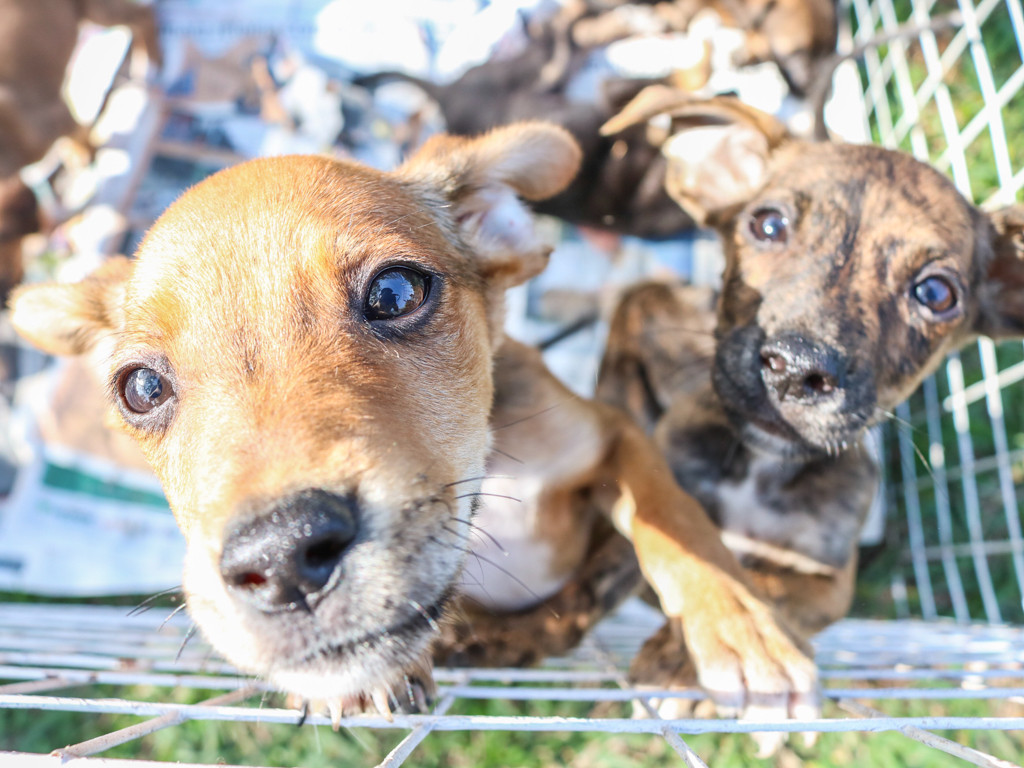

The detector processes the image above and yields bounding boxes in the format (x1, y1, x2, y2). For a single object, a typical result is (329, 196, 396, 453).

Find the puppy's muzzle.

(220, 489, 358, 613)
(760, 333, 845, 404)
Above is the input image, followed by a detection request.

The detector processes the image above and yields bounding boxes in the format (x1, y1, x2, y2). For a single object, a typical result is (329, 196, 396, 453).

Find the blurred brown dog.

(0, 0, 160, 177)
(600, 91, 1024, 703)
(11, 122, 816, 724)
(0, 175, 38, 302)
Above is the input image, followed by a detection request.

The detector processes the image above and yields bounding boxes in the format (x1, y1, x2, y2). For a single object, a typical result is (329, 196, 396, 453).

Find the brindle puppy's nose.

(220, 489, 358, 612)
(760, 334, 844, 402)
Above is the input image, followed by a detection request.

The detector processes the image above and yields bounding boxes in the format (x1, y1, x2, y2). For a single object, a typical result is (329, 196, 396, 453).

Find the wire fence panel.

(1, 604, 1023, 766)
(845, 0, 1024, 625)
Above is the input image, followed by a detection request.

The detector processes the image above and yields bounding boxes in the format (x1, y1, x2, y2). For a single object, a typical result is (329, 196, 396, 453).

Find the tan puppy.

(11, 123, 816, 724)
(600, 91, 1024, 693)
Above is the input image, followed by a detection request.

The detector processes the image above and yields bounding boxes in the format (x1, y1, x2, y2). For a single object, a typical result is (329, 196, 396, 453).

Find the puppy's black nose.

(760, 335, 844, 402)
(220, 489, 358, 612)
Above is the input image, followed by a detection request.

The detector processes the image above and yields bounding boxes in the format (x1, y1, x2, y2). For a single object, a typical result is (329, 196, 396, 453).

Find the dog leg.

(602, 409, 819, 724)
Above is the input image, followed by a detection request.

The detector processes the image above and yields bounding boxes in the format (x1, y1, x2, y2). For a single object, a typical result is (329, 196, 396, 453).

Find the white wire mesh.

(845, 0, 1024, 626)
(1, 603, 1023, 767)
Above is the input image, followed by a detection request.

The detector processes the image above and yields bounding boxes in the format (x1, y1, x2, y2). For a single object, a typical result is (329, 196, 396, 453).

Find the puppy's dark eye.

(365, 267, 429, 321)
(913, 275, 957, 315)
(749, 208, 789, 244)
(121, 368, 172, 413)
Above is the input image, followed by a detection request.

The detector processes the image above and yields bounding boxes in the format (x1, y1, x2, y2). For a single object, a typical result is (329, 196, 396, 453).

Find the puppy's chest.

(457, 403, 603, 611)
(671, 438, 876, 572)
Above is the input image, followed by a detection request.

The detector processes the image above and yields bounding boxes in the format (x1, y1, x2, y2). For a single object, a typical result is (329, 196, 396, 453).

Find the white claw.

(371, 688, 394, 722)
(326, 698, 343, 731)
(752, 730, 786, 758)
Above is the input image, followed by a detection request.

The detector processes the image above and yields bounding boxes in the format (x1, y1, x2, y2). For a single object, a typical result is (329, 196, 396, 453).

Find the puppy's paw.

(630, 593, 818, 756)
(675, 582, 820, 754)
(628, 620, 706, 720)
(435, 598, 588, 668)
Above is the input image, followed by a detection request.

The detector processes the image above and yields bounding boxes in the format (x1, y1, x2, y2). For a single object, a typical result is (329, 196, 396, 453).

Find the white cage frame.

(4, 0, 1024, 764)
(2, 602, 1024, 767)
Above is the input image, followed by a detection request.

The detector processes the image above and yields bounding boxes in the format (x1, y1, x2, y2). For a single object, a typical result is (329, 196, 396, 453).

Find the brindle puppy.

(599, 91, 1024, 707)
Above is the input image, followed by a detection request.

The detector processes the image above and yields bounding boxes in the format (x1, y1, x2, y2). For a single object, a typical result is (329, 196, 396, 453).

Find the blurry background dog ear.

(398, 122, 581, 288)
(976, 205, 1024, 339)
(603, 90, 791, 226)
(9, 256, 132, 356)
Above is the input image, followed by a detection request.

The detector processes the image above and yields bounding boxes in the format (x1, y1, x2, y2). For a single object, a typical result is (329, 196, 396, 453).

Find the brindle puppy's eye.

(121, 368, 172, 413)
(749, 207, 789, 244)
(913, 275, 957, 315)
(365, 267, 429, 321)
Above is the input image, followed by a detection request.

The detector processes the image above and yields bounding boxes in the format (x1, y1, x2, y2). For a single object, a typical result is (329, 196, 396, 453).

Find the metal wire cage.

(854, 0, 1024, 626)
(4, 0, 1024, 765)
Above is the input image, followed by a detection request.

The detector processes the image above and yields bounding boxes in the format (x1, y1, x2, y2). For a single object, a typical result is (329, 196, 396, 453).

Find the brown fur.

(0, 175, 38, 302)
(599, 92, 1024, 715)
(11, 120, 818, 726)
(0, 0, 160, 177)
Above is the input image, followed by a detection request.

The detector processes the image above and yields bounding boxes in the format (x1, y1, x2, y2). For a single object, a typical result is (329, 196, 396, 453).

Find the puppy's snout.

(220, 489, 358, 612)
(760, 335, 844, 402)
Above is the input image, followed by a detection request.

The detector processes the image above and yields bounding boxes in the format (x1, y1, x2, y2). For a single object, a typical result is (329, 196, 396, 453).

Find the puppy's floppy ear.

(398, 122, 581, 287)
(976, 205, 1024, 338)
(602, 88, 791, 226)
(10, 256, 133, 356)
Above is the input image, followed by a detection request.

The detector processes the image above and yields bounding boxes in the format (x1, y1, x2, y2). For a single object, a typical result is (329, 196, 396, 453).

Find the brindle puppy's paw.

(436, 588, 594, 668)
(437, 531, 643, 668)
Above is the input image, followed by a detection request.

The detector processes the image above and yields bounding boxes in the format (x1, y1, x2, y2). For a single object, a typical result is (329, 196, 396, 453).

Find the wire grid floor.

(845, 0, 1024, 624)
(1, 602, 1023, 767)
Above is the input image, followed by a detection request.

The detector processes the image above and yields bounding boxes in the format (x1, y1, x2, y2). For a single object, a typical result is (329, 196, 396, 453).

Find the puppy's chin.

(268, 609, 446, 704)
(181, 538, 458, 705)
(735, 416, 864, 460)
(267, 586, 451, 697)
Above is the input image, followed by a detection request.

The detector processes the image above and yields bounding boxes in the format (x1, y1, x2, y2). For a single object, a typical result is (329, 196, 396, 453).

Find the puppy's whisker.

(877, 407, 941, 486)
(433, 536, 544, 605)
(128, 586, 182, 617)
(455, 491, 522, 504)
(175, 624, 199, 662)
(490, 447, 525, 464)
(492, 401, 568, 431)
(158, 603, 188, 630)
(447, 517, 509, 555)
(443, 475, 515, 488)
(408, 599, 441, 633)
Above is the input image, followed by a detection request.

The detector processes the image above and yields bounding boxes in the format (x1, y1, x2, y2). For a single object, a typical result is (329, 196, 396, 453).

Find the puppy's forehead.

(125, 155, 467, 327)
(770, 143, 973, 249)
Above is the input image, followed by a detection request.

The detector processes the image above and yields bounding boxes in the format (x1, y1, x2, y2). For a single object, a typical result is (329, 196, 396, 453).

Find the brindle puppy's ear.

(397, 122, 581, 289)
(9, 256, 132, 356)
(976, 205, 1024, 339)
(602, 89, 791, 226)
